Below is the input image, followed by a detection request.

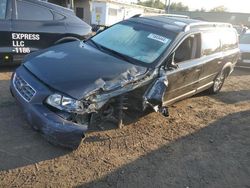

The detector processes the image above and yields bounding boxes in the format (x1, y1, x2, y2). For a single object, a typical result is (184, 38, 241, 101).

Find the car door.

(163, 33, 202, 105)
(0, 0, 12, 64)
(196, 30, 223, 88)
(11, 0, 66, 56)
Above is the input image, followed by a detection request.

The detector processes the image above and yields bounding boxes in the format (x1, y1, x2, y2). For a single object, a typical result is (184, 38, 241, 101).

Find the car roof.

(24, 0, 75, 16)
(129, 15, 232, 33)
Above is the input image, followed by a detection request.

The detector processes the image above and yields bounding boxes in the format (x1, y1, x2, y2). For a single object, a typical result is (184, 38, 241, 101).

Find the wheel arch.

(222, 62, 234, 77)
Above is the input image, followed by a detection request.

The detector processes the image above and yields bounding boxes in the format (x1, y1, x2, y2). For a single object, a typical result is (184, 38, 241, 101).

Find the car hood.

(239, 44, 250, 53)
(24, 41, 148, 100)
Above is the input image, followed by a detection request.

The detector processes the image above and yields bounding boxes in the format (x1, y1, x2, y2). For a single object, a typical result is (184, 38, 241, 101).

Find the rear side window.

(202, 32, 221, 56)
(221, 29, 238, 50)
(0, 0, 7, 19)
(16, 0, 53, 21)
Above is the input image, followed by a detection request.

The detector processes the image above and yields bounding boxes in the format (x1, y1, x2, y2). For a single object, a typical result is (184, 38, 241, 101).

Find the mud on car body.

(10, 15, 239, 149)
(0, 0, 91, 65)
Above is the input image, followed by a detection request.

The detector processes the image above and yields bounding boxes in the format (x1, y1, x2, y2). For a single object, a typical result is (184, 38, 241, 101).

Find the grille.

(241, 52, 250, 60)
(13, 74, 36, 102)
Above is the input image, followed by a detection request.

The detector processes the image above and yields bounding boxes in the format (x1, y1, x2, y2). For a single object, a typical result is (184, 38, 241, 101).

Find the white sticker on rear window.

(147, 33, 169, 44)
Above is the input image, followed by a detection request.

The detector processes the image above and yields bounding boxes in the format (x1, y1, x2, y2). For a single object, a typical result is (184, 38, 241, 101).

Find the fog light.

(4, 55, 9, 60)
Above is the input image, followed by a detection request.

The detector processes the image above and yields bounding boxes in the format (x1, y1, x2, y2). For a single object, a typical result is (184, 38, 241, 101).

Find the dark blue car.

(10, 15, 239, 149)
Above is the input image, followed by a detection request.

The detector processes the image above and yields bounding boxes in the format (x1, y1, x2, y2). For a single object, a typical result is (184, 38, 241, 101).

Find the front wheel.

(208, 70, 227, 94)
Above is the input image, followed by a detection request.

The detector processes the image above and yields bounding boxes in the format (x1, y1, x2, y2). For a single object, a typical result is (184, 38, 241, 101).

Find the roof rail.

(131, 14, 141, 18)
(184, 22, 232, 32)
(162, 14, 189, 18)
(141, 13, 189, 19)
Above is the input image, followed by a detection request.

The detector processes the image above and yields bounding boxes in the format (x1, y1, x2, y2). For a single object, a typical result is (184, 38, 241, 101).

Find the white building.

(49, 0, 164, 26)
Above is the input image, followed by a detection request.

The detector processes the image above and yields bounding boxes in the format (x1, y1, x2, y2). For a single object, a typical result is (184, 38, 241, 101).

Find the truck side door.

(163, 33, 202, 105)
(0, 0, 12, 64)
(11, 0, 65, 56)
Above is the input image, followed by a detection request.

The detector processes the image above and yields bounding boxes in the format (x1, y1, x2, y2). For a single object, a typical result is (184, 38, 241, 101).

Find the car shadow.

(0, 65, 18, 73)
(0, 79, 70, 171)
(86, 108, 153, 134)
(193, 89, 250, 104)
(211, 90, 250, 104)
(79, 110, 250, 188)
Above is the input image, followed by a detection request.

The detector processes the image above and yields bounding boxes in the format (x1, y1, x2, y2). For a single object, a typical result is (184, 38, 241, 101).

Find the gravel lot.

(0, 66, 249, 187)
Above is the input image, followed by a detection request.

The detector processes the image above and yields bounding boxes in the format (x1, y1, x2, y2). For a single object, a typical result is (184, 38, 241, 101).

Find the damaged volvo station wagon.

(10, 15, 239, 149)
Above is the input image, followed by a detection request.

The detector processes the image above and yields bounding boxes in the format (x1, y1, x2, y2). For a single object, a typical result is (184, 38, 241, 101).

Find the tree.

(137, 0, 165, 10)
(210, 5, 227, 12)
(195, 8, 206, 12)
(167, 2, 189, 12)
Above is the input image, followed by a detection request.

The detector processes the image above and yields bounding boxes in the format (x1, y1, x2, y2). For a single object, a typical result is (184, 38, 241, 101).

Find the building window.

(76, 7, 84, 19)
(109, 8, 117, 16)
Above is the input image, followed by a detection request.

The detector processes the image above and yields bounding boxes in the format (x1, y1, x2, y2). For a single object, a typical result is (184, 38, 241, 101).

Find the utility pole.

(167, 0, 171, 13)
(70, 0, 74, 9)
(165, 0, 171, 13)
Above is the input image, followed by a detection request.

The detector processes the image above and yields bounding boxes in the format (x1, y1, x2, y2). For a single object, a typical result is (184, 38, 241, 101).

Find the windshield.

(91, 21, 175, 65)
(240, 34, 250, 44)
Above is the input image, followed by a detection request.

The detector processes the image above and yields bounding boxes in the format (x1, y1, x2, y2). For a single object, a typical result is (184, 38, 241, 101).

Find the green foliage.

(137, 0, 165, 10)
(195, 8, 206, 12)
(137, 1, 189, 11)
(210, 5, 227, 12)
(168, 2, 189, 11)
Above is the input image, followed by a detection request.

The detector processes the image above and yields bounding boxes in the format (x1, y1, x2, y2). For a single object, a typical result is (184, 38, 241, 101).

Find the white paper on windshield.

(147, 33, 169, 44)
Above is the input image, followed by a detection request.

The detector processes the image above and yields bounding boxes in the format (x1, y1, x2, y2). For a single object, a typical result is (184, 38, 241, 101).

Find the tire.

(208, 70, 227, 94)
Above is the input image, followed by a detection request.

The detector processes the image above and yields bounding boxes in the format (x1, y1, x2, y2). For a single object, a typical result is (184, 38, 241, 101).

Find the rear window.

(0, 0, 7, 19)
(221, 29, 238, 50)
(202, 31, 221, 56)
(16, 0, 53, 21)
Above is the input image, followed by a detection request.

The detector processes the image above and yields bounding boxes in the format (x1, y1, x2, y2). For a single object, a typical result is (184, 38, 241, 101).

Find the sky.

(122, 0, 250, 13)
(167, 0, 250, 13)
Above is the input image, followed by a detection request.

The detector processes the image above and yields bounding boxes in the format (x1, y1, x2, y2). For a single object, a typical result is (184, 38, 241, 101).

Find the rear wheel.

(208, 70, 227, 94)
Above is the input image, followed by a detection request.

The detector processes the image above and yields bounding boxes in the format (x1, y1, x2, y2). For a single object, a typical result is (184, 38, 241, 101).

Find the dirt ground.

(0, 66, 249, 188)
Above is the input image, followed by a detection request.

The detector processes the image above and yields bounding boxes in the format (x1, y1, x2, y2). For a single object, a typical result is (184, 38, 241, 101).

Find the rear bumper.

(10, 66, 88, 149)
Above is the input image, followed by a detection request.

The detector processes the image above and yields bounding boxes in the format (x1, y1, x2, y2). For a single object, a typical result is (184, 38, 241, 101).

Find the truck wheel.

(208, 70, 227, 94)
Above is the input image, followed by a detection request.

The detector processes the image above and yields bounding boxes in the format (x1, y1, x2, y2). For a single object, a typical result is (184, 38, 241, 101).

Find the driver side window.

(174, 34, 201, 63)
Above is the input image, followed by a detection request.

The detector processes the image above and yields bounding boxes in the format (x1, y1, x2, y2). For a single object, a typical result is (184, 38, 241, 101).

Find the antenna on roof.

(131, 14, 141, 18)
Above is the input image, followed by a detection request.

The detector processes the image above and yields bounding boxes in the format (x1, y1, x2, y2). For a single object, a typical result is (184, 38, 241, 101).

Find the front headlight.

(46, 93, 84, 113)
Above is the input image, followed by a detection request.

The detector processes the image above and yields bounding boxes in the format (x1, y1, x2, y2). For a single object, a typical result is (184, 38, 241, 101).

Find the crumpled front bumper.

(10, 66, 88, 149)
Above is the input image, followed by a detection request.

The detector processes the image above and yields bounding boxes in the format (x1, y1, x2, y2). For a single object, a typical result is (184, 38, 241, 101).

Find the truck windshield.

(91, 21, 175, 64)
(0, 0, 7, 19)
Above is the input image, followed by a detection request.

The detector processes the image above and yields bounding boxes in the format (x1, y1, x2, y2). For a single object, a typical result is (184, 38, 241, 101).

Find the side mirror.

(166, 52, 179, 70)
(94, 26, 109, 35)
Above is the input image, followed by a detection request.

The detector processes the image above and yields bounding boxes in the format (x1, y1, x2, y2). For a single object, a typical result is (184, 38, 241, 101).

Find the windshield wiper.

(88, 39, 104, 51)
(88, 39, 135, 64)
(101, 46, 135, 64)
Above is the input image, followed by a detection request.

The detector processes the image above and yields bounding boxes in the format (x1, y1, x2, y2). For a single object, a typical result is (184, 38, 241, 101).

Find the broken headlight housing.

(46, 94, 84, 113)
